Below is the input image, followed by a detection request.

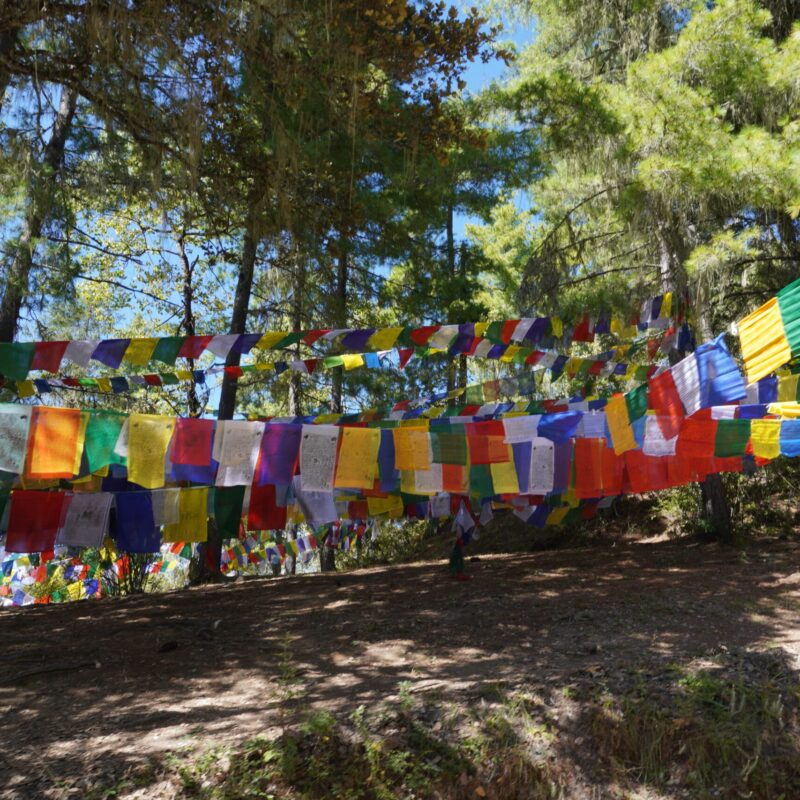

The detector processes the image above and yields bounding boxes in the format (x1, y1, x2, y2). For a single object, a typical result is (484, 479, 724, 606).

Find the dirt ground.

(2, 536, 800, 799)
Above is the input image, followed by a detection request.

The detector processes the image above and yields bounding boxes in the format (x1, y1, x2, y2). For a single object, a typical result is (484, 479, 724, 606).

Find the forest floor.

(3, 532, 800, 799)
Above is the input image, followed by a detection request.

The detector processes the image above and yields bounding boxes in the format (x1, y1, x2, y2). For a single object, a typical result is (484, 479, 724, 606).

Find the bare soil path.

(2, 538, 800, 799)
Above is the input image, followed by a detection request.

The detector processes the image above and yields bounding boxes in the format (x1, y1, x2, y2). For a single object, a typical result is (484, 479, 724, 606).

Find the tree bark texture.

(0, 84, 78, 342)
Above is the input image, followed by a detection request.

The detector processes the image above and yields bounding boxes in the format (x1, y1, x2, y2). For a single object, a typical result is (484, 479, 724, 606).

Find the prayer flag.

(779, 419, 800, 457)
(171, 417, 214, 466)
(31, 341, 68, 372)
(574, 438, 604, 499)
(256, 424, 301, 485)
(163, 487, 209, 542)
(300, 425, 340, 491)
(248, 483, 287, 530)
(738, 278, 800, 383)
(392, 427, 431, 471)
(26, 406, 81, 479)
(431, 431, 468, 465)
(214, 485, 245, 538)
(5, 490, 69, 552)
(529, 438, 555, 494)
(0, 404, 32, 474)
(606, 394, 637, 455)
(676, 417, 717, 459)
(0, 342, 35, 380)
(214, 421, 264, 486)
(124, 338, 159, 366)
(334, 428, 380, 489)
(113, 492, 161, 553)
(127, 414, 176, 489)
(750, 419, 781, 460)
(84, 410, 126, 472)
(490, 459, 519, 494)
(57, 493, 113, 548)
(714, 419, 751, 457)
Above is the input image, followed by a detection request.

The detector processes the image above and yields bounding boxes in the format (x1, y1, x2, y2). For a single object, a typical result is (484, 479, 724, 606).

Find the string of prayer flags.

(0, 292, 686, 380)
(1, 326, 674, 397)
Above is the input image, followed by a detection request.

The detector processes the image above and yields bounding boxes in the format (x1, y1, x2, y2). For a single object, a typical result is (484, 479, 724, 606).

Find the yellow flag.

(367, 494, 403, 517)
(334, 428, 380, 489)
(547, 506, 570, 525)
(500, 345, 520, 362)
(606, 394, 636, 455)
(127, 413, 175, 489)
(71, 411, 90, 476)
(124, 338, 159, 366)
(738, 297, 792, 384)
(163, 487, 209, 542)
(768, 402, 800, 419)
(751, 419, 781, 460)
(393, 428, 430, 471)
(15, 380, 35, 398)
(368, 327, 404, 350)
(490, 457, 519, 494)
(777, 373, 799, 403)
(257, 331, 289, 350)
(341, 353, 365, 371)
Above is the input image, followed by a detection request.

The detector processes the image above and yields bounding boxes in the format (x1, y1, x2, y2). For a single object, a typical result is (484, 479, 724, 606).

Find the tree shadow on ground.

(1, 538, 800, 798)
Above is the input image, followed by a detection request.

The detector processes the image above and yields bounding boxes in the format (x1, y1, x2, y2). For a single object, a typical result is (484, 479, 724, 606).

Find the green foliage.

(592, 652, 800, 798)
(166, 697, 567, 800)
(655, 458, 800, 539)
(334, 520, 432, 570)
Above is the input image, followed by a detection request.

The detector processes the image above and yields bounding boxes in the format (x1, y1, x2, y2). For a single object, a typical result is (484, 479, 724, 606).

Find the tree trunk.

(655, 207, 733, 542)
(330, 245, 348, 414)
(458, 241, 469, 389)
(319, 246, 348, 573)
(699, 474, 734, 543)
(217, 210, 258, 421)
(0, 27, 19, 114)
(320, 544, 337, 572)
(288, 247, 305, 416)
(176, 233, 201, 417)
(445, 205, 457, 402)
(205, 208, 259, 577)
(0, 85, 78, 342)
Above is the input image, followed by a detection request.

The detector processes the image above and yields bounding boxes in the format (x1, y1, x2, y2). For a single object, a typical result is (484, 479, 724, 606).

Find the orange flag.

(26, 406, 82, 479)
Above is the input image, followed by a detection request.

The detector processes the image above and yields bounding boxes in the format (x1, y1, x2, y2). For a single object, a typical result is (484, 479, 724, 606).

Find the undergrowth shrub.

(654, 458, 800, 539)
(591, 650, 800, 799)
(334, 519, 431, 570)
